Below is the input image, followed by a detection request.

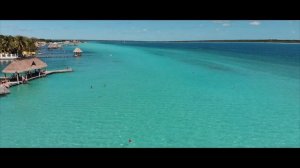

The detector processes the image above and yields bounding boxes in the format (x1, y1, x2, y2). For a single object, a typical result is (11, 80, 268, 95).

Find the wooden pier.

(1, 57, 73, 95)
(0, 76, 8, 80)
(37, 55, 73, 58)
(45, 68, 73, 75)
(2, 68, 73, 89)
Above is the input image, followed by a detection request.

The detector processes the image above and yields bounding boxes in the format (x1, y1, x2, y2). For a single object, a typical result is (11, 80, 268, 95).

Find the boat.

(48, 42, 62, 49)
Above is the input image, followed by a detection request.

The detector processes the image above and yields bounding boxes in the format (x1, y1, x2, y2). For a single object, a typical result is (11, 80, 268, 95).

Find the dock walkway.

(45, 68, 73, 75)
(2, 68, 73, 89)
(37, 55, 72, 58)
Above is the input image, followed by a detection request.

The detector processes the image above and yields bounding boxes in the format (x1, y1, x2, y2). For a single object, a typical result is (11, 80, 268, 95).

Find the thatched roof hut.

(73, 48, 83, 53)
(73, 48, 83, 57)
(2, 57, 48, 74)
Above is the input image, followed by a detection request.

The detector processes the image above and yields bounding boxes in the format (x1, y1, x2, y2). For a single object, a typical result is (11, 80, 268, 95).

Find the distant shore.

(186, 40, 300, 43)
(81, 39, 300, 44)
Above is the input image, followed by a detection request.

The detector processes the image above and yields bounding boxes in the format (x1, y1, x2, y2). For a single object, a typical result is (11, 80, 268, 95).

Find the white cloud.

(249, 21, 261, 26)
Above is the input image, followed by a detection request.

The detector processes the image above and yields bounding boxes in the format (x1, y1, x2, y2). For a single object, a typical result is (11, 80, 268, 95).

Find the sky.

(0, 20, 299, 41)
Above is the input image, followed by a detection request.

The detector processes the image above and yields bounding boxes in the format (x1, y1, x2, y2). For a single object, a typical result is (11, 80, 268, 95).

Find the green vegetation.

(0, 35, 45, 56)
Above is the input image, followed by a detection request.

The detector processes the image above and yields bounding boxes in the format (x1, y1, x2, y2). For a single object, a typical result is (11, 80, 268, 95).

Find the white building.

(0, 53, 18, 60)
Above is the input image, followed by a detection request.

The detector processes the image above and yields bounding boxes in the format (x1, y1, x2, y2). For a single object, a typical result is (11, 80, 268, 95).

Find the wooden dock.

(2, 68, 73, 89)
(37, 55, 73, 58)
(8, 81, 19, 86)
(0, 76, 9, 80)
(45, 68, 73, 75)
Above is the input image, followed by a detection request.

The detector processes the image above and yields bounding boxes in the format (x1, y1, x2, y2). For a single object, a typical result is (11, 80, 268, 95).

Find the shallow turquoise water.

(0, 42, 299, 147)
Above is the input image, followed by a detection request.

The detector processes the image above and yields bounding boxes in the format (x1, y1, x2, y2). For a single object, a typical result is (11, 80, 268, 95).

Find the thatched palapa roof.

(73, 48, 83, 53)
(2, 57, 48, 74)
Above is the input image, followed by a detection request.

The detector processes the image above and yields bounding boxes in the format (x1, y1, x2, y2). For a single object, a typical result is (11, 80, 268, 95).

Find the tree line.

(0, 35, 48, 56)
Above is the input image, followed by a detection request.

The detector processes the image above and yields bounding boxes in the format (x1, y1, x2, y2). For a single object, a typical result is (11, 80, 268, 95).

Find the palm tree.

(25, 38, 37, 55)
(2, 36, 11, 53)
(0, 36, 14, 53)
(0, 35, 40, 56)
(14, 36, 27, 56)
(0, 36, 4, 52)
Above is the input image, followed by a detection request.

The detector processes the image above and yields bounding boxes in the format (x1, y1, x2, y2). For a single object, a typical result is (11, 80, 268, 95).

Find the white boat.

(0, 53, 18, 60)
(48, 42, 62, 49)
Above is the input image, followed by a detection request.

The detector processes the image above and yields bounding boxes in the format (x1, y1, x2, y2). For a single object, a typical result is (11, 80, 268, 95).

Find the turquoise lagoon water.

(0, 42, 299, 147)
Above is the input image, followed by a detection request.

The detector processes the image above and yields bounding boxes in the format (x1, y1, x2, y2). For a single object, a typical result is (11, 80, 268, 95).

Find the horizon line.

(48, 39, 300, 42)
